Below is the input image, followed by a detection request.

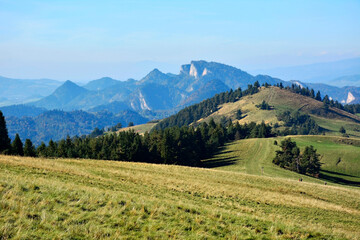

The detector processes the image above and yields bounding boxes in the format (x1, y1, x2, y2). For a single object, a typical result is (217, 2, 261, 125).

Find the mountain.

(181, 78, 229, 106)
(83, 77, 121, 91)
(32, 80, 89, 110)
(0, 76, 62, 106)
(139, 68, 174, 85)
(254, 57, 360, 84)
(28, 61, 284, 114)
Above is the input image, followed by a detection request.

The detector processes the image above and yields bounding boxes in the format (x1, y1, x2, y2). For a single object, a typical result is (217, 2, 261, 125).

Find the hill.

(204, 136, 360, 186)
(83, 77, 121, 91)
(0, 155, 359, 239)
(198, 86, 360, 137)
(32, 80, 89, 110)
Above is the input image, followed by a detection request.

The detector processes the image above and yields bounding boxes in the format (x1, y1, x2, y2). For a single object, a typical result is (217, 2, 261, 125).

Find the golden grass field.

(1, 154, 359, 239)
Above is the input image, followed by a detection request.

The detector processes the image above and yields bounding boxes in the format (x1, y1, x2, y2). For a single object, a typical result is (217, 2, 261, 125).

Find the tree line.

(1, 110, 272, 167)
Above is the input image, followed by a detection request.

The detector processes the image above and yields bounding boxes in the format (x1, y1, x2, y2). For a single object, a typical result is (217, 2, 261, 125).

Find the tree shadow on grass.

(320, 170, 360, 187)
(202, 156, 238, 168)
(321, 169, 359, 178)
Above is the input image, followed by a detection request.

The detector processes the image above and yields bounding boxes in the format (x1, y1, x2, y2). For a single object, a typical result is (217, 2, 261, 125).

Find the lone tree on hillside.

(0, 110, 11, 153)
(235, 109, 242, 120)
(256, 100, 271, 110)
(11, 134, 24, 156)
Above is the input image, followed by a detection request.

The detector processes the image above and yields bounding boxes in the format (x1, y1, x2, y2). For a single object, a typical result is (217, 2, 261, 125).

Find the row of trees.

(33, 119, 272, 166)
(273, 138, 321, 176)
(2, 109, 274, 166)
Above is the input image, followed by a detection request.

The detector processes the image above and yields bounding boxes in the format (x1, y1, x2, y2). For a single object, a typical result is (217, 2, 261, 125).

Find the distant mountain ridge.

(27, 61, 289, 113)
(255, 57, 360, 84)
(26, 60, 360, 113)
(0, 76, 62, 106)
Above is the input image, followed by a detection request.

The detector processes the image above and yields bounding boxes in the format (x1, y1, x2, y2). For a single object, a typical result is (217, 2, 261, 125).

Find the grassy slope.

(0, 155, 360, 239)
(200, 87, 360, 138)
(204, 136, 360, 186)
(116, 122, 157, 135)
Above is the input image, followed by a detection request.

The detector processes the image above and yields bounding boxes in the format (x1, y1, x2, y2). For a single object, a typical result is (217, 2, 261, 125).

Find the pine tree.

(11, 134, 24, 156)
(0, 110, 11, 153)
(24, 139, 36, 157)
(36, 142, 47, 157)
(301, 145, 321, 176)
(315, 91, 322, 101)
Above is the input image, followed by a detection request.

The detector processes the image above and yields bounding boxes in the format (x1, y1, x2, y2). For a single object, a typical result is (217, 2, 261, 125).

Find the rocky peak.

(180, 60, 211, 78)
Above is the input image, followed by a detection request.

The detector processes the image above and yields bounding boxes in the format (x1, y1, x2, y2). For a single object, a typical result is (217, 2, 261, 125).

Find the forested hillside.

(5, 110, 148, 144)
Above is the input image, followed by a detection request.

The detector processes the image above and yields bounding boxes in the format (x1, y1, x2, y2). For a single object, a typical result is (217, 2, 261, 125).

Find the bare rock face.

(346, 91, 356, 104)
(189, 63, 199, 78)
(180, 61, 209, 79)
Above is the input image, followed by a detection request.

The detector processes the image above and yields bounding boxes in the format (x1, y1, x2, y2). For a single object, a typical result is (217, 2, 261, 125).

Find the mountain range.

(28, 60, 360, 113)
(1, 60, 360, 144)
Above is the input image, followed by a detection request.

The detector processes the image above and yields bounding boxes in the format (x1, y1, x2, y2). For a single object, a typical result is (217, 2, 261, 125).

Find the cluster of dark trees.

(154, 82, 261, 130)
(276, 111, 321, 135)
(0, 111, 36, 157)
(1, 107, 275, 166)
(29, 119, 271, 167)
(343, 104, 360, 115)
(273, 138, 321, 176)
(256, 100, 271, 110)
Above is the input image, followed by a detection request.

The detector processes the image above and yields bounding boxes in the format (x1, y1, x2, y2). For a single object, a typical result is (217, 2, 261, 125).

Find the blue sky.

(0, 0, 359, 81)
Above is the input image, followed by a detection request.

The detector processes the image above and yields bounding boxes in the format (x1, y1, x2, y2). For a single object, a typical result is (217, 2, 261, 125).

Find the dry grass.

(1, 155, 360, 239)
(199, 87, 360, 137)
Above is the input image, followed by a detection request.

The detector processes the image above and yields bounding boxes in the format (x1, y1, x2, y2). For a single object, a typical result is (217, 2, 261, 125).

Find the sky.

(0, 0, 359, 82)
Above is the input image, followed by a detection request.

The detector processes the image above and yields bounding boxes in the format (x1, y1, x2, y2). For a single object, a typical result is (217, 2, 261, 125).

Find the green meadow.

(205, 135, 360, 186)
(0, 154, 360, 239)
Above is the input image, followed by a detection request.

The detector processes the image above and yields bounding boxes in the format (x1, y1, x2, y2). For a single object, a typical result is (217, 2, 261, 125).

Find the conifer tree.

(0, 110, 11, 153)
(11, 134, 24, 156)
(24, 139, 36, 157)
(36, 142, 47, 157)
(315, 91, 322, 101)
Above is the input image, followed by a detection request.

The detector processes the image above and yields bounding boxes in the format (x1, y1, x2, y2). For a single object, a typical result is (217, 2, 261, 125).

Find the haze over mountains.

(255, 57, 360, 86)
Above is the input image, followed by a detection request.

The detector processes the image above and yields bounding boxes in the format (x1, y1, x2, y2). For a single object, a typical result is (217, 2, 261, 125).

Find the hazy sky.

(1, 0, 359, 81)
